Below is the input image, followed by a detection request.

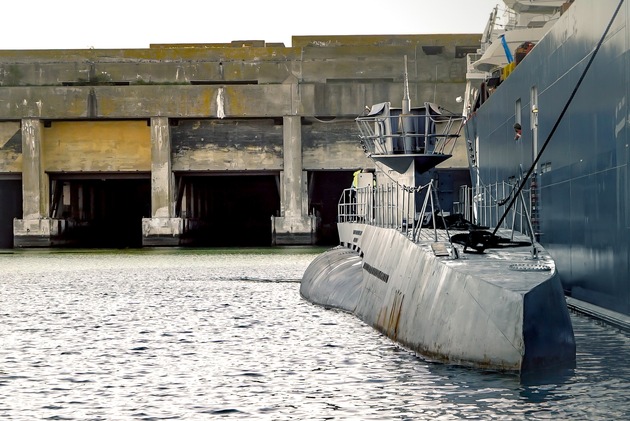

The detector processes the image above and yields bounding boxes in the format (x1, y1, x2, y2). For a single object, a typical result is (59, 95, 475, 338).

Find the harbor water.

(1, 248, 629, 420)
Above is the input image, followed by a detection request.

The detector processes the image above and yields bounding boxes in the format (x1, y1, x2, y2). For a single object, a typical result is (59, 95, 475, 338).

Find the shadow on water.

(392, 339, 578, 387)
(519, 367, 577, 403)
(520, 365, 576, 388)
(378, 316, 618, 412)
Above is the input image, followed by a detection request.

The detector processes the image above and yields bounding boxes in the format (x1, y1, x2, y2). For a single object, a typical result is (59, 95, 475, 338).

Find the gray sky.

(2, 0, 501, 50)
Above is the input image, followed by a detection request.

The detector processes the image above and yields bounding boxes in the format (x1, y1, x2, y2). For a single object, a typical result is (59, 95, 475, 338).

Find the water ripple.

(0, 249, 629, 420)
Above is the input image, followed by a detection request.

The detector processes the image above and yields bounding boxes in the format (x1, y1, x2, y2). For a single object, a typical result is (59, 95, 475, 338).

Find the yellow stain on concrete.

(0, 121, 22, 172)
(42, 120, 151, 172)
(0, 151, 21, 172)
(0, 121, 20, 148)
(0, 45, 300, 64)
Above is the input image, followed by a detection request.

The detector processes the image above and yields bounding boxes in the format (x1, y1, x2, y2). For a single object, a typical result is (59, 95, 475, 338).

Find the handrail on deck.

(338, 180, 450, 243)
(458, 180, 537, 241)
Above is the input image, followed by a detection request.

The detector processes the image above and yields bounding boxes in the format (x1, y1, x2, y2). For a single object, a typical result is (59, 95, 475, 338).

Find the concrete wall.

(0, 122, 21, 172)
(171, 119, 284, 171)
(0, 34, 479, 174)
(0, 35, 479, 120)
(43, 121, 151, 172)
(0, 34, 480, 246)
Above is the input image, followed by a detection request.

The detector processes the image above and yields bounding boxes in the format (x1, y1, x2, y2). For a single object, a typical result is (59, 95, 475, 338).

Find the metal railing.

(338, 180, 450, 243)
(338, 185, 375, 224)
(355, 103, 464, 156)
(458, 181, 533, 238)
(338, 178, 537, 244)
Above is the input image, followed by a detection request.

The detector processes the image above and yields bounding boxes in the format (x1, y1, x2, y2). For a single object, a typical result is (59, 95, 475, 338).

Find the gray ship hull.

(301, 223, 575, 374)
(464, 0, 630, 316)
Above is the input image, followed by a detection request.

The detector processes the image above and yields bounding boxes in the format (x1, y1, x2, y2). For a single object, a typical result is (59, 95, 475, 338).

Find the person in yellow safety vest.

(352, 169, 362, 189)
(350, 169, 375, 222)
(348, 169, 362, 221)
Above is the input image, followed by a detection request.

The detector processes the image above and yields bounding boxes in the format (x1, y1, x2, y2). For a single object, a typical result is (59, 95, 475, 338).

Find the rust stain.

(376, 306, 386, 331)
(386, 291, 404, 340)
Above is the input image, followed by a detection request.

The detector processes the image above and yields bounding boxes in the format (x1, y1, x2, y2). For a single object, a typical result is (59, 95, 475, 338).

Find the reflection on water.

(0, 248, 629, 420)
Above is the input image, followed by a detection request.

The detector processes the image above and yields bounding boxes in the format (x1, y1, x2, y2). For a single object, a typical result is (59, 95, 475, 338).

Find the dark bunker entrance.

(50, 175, 151, 248)
(177, 174, 280, 247)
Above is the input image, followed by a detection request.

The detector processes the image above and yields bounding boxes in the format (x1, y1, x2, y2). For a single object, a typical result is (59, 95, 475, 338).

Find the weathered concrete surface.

(13, 118, 52, 247)
(271, 215, 318, 245)
(13, 218, 66, 247)
(141, 217, 183, 246)
(0, 34, 480, 247)
(0, 35, 480, 122)
(0, 122, 21, 173)
(272, 116, 313, 244)
(19, 119, 46, 219)
(171, 119, 284, 171)
(302, 222, 576, 373)
(302, 119, 373, 170)
(42, 120, 151, 172)
(142, 117, 182, 245)
(0, 85, 299, 120)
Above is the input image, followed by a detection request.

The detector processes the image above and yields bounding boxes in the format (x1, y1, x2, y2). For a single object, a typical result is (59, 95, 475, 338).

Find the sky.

(1, 0, 502, 50)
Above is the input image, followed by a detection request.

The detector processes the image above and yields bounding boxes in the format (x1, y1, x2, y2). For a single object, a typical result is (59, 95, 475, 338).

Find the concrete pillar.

(13, 118, 61, 247)
(283, 115, 303, 218)
(272, 116, 318, 245)
(142, 117, 183, 246)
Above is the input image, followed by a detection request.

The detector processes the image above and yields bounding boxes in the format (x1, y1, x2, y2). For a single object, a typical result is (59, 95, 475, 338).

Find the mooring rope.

(492, 0, 626, 236)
